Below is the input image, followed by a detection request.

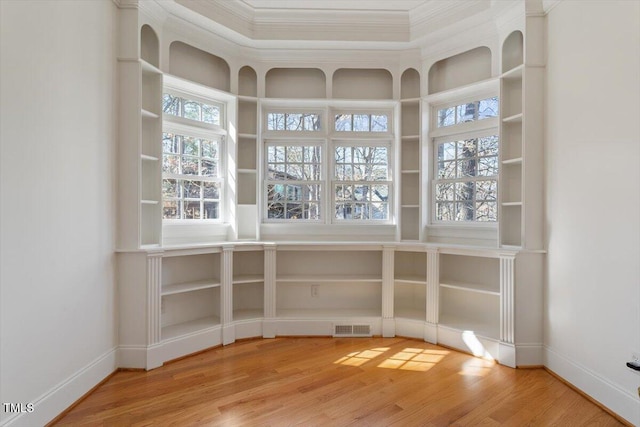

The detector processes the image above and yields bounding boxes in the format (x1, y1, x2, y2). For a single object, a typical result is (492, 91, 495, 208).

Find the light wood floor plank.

(51, 337, 627, 426)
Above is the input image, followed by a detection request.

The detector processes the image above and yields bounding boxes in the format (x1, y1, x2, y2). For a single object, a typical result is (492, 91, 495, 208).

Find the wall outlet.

(311, 284, 319, 298)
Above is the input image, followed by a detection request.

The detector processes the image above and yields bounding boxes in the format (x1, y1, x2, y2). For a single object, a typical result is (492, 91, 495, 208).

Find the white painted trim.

(118, 345, 148, 369)
(1, 348, 118, 427)
(544, 346, 640, 426)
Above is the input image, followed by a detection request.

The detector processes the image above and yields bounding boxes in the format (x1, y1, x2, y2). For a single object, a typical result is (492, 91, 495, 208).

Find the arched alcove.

(332, 68, 393, 99)
(502, 31, 524, 72)
(265, 68, 326, 98)
(238, 66, 258, 97)
(401, 68, 420, 99)
(169, 41, 230, 92)
(140, 24, 159, 67)
(428, 47, 492, 94)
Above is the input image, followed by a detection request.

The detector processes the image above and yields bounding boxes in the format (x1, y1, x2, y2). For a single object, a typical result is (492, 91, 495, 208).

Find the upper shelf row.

(140, 25, 524, 100)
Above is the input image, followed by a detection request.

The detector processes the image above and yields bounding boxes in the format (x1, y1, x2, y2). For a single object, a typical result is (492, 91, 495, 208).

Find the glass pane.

(335, 146, 348, 163)
(335, 114, 351, 131)
(457, 139, 477, 158)
(476, 201, 497, 222)
(162, 179, 179, 198)
(437, 107, 455, 127)
(353, 185, 368, 201)
(351, 203, 367, 219)
(286, 185, 303, 201)
(182, 136, 199, 156)
(183, 181, 201, 199)
(203, 201, 219, 219)
(436, 202, 454, 221)
(304, 146, 320, 163)
(267, 146, 285, 163)
(162, 133, 179, 154)
(438, 142, 456, 161)
(371, 185, 388, 202)
(286, 203, 302, 219)
(163, 200, 180, 219)
(478, 135, 499, 156)
(203, 181, 220, 199)
(438, 161, 456, 179)
(353, 114, 370, 131)
(267, 113, 285, 131)
(455, 201, 474, 221)
(285, 113, 303, 131)
(303, 114, 320, 131)
(478, 97, 499, 119)
(267, 201, 285, 219)
(335, 184, 352, 201)
(181, 156, 199, 175)
(304, 203, 321, 220)
(303, 164, 320, 180)
(286, 164, 304, 180)
(335, 203, 348, 219)
(267, 184, 285, 201)
(183, 201, 201, 219)
(201, 139, 218, 159)
(183, 100, 201, 121)
(162, 94, 180, 116)
(457, 102, 477, 123)
(455, 182, 474, 201)
(435, 183, 454, 201)
(370, 165, 388, 180)
(371, 202, 388, 219)
(202, 104, 220, 125)
(286, 146, 303, 162)
(163, 154, 179, 174)
(457, 159, 477, 177)
(477, 156, 498, 177)
(476, 180, 497, 200)
(371, 115, 388, 132)
(302, 184, 321, 201)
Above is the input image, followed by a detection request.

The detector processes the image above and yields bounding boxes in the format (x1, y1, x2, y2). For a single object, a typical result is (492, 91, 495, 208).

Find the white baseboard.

(544, 346, 640, 425)
(1, 347, 118, 427)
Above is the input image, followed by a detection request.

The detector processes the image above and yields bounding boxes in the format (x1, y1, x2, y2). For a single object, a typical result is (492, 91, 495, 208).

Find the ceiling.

(239, 0, 430, 12)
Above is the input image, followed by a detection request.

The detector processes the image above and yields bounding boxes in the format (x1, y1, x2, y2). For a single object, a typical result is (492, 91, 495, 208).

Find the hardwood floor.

(52, 337, 626, 426)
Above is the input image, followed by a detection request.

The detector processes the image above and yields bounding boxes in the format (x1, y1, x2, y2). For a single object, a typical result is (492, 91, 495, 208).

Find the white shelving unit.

(232, 248, 264, 322)
(393, 250, 427, 321)
(161, 252, 222, 341)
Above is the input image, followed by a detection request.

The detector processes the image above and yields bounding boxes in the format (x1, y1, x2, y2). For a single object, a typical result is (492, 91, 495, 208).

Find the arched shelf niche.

(265, 68, 326, 99)
(502, 31, 524, 73)
(238, 66, 258, 97)
(169, 41, 231, 92)
(140, 24, 159, 68)
(401, 68, 421, 99)
(428, 47, 492, 94)
(332, 68, 393, 99)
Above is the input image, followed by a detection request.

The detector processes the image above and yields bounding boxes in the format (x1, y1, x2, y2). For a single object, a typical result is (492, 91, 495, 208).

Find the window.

(267, 112, 321, 131)
(434, 134, 498, 221)
(334, 145, 390, 220)
(436, 97, 498, 128)
(162, 91, 226, 220)
(263, 107, 393, 223)
(431, 96, 498, 223)
(335, 113, 389, 132)
(265, 143, 322, 220)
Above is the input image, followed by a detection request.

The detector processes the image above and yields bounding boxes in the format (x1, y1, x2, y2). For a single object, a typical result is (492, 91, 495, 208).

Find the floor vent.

(333, 324, 372, 337)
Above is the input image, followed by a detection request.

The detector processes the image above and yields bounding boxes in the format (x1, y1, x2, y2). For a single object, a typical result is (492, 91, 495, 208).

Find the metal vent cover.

(333, 324, 371, 337)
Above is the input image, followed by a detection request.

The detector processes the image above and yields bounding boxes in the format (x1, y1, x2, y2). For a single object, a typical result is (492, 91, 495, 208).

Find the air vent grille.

(333, 324, 371, 337)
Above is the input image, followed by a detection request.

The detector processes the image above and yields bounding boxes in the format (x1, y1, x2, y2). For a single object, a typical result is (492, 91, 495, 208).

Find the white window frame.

(162, 85, 228, 224)
(429, 94, 499, 228)
(332, 109, 393, 136)
(330, 139, 393, 224)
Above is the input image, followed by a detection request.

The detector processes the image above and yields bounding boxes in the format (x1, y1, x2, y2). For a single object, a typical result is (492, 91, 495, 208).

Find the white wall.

(0, 1, 118, 425)
(545, 1, 640, 424)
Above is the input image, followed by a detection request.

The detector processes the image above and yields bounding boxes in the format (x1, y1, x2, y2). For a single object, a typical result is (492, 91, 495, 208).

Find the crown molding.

(112, 0, 138, 9)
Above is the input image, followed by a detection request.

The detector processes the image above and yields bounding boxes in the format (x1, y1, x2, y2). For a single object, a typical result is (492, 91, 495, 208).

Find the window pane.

(267, 113, 285, 131)
(202, 104, 220, 125)
(163, 155, 179, 174)
(477, 156, 498, 177)
(183, 100, 201, 121)
(478, 135, 499, 156)
(181, 157, 198, 175)
(162, 179, 179, 198)
(457, 102, 477, 123)
(303, 114, 320, 131)
(267, 201, 285, 219)
(455, 182, 474, 201)
(303, 146, 320, 163)
(163, 201, 180, 219)
(286, 146, 303, 162)
(286, 164, 304, 180)
(183, 181, 201, 199)
(353, 114, 370, 131)
(286, 113, 303, 131)
(371, 115, 388, 132)
(455, 202, 474, 221)
(457, 139, 477, 158)
(335, 184, 352, 201)
(163, 133, 179, 154)
(438, 107, 455, 127)
(183, 201, 201, 219)
(182, 137, 199, 156)
(286, 203, 302, 219)
(203, 181, 220, 199)
(267, 146, 285, 163)
(438, 161, 456, 179)
(457, 159, 477, 177)
(335, 114, 352, 131)
(435, 183, 454, 201)
(304, 203, 321, 220)
(203, 201, 219, 219)
(478, 97, 499, 120)
(302, 184, 321, 201)
(475, 201, 497, 221)
(162, 94, 180, 116)
(371, 185, 388, 202)
(436, 202, 454, 221)
(371, 203, 388, 219)
(476, 180, 497, 200)
(438, 142, 456, 161)
(201, 139, 218, 159)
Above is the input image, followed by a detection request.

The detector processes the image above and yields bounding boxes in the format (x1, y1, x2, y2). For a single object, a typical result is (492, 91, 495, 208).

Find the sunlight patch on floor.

(377, 348, 449, 372)
(458, 357, 496, 377)
(334, 347, 390, 366)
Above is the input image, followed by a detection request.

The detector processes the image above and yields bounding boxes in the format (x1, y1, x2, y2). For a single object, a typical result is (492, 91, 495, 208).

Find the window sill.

(260, 222, 396, 242)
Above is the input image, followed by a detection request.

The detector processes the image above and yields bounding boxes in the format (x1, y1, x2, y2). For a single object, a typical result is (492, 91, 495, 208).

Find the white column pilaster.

(381, 245, 396, 337)
(263, 244, 277, 338)
(500, 254, 516, 344)
(146, 252, 162, 346)
(221, 245, 235, 345)
(425, 249, 439, 343)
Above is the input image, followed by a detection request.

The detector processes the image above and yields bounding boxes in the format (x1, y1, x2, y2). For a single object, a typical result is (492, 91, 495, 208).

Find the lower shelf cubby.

(438, 286, 499, 340)
(233, 280, 264, 321)
(161, 286, 221, 341)
(394, 281, 426, 321)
